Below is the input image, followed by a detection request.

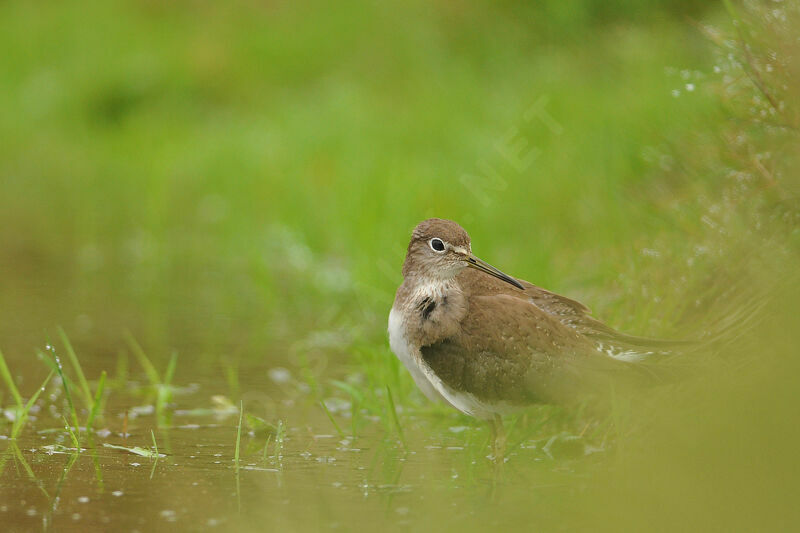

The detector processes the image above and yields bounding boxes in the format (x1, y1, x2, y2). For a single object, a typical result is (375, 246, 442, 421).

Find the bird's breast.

(402, 280, 468, 348)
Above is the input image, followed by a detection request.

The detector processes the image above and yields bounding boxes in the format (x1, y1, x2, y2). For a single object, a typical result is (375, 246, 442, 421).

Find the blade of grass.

(319, 400, 346, 439)
(36, 349, 59, 374)
(114, 349, 128, 387)
(149, 454, 158, 480)
(331, 379, 365, 438)
(262, 434, 273, 461)
(57, 327, 92, 408)
(151, 429, 159, 457)
(155, 352, 178, 427)
(330, 380, 365, 404)
(234, 401, 243, 469)
(163, 352, 177, 386)
(386, 386, 407, 449)
(224, 361, 240, 400)
(11, 370, 54, 439)
(49, 347, 81, 443)
(36, 349, 83, 408)
(103, 443, 161, 458)
(123, 331, 161, 387)
(62, 416, 80, 449)
(0, 347, 23, 408)
(85, 371, 107, 435)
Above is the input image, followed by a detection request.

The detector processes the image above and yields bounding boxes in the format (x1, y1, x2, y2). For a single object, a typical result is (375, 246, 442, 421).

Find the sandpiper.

(388, 218, 678, 459)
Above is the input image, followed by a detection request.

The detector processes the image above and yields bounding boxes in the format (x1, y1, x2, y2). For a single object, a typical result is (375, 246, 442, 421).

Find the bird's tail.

(587, 321, 698, 363)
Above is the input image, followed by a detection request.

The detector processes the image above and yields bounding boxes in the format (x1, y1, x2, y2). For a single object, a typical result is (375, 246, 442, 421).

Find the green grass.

(151, 429, 159, 457)
(318, 400, 346, 440)
(234, 400, 243, 470)
(57, 326, 93, 409)
(0, 347, 54, 440)
(47, 343, 82, 442)
(0, 1, 719, 368)
(124, 331, 178, 426)
(385, 386, 407, 449)
(85, 370, 107, 435)
(0, 348, 24, 408)
(102, 442, 161, 459)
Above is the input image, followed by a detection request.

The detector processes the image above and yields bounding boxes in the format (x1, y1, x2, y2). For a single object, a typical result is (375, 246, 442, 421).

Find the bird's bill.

(465, 255, 525, 289)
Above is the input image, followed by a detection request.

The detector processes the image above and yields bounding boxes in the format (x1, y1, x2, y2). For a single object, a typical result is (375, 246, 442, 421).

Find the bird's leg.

(490, 414, 506, 463)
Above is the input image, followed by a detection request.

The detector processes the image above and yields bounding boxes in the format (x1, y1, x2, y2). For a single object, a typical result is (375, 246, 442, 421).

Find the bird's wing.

(420, 292, 627, 406)
(459, 267, 692, 359)
(524, 283, 698, 364)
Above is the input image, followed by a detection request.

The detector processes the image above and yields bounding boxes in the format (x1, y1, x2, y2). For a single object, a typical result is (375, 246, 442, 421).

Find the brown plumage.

(388, 219, 682, 453)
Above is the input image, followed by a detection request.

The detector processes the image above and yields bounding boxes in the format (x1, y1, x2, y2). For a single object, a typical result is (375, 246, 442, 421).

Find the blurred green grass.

(0, 0, 717, 361)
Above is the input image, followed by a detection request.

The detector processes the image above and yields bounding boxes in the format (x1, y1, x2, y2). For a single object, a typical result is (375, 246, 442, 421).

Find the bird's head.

(401, 218, 523, 289)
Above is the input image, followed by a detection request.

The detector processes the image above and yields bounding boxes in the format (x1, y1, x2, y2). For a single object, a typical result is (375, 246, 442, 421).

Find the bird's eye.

(429, 238, 445, 252)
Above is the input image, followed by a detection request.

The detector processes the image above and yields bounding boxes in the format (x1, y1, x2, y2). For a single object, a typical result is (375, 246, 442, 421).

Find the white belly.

(388, 307, 444, 404)
(388, 307, 519, 419)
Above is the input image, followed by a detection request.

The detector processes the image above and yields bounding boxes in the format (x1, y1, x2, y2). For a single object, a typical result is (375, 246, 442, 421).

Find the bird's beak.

(464, 254, 525, 290)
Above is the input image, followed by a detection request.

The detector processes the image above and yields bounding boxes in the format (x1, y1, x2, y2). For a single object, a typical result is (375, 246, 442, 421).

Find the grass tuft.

(123, 331, 161, 387)
(9, 370, 54, 440)
(0, 347, 23, 409)
(57, 327, 92, 409)
(319, 400, 346, 439)
(234, 401, 243, 470)
(47, 344, 82, 444)
(151, 429, 159, 457)
(62, 416, 81, 449)
(385, 386, 407, 449)
(85, 371, 107, 436)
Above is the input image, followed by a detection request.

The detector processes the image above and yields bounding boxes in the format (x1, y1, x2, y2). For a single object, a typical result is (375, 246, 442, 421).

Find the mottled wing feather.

(522, 280, 689, 356)
(422, 270, 683, 405)
(421, 293, 605, 405)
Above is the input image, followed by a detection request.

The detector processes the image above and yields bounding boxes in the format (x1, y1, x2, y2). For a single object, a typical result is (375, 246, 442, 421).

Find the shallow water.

(0, 356, 602, 532)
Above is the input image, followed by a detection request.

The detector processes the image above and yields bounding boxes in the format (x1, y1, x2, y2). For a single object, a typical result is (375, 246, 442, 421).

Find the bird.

(388, 218, 684, 460)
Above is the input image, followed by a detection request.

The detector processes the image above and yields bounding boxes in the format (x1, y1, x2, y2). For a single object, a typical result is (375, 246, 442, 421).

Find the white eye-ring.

(429, 238, 446, 252)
